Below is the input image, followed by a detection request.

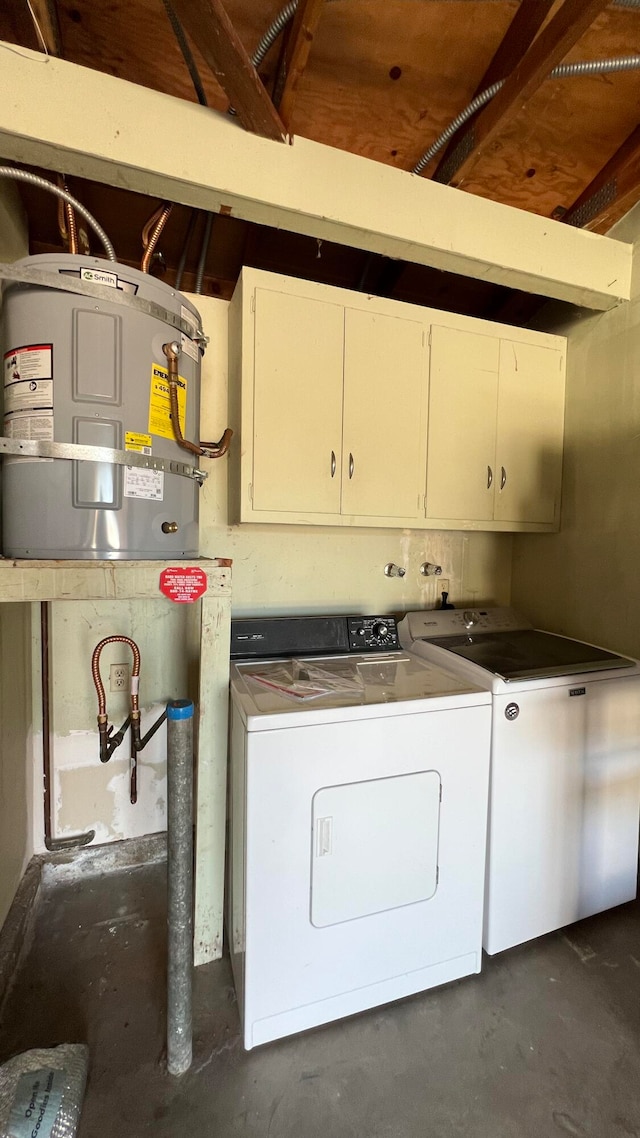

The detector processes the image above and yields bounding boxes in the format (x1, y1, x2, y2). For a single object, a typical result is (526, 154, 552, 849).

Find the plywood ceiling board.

(451, 9, 640, 216)
(446, 0, 611, 187)
(563, 125, 640, 233)
(46, 0, 225, 108)
(276, 0, 519, 170)
(431, 0, 560, 180)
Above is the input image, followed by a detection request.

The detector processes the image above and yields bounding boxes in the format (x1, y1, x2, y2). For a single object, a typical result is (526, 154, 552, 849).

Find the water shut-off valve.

(91, 636, 168, 805)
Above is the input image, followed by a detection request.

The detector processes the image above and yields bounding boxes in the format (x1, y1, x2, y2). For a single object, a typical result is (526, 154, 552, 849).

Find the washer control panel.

(400, 606, 529, 642)
(347, 615, 399, 652)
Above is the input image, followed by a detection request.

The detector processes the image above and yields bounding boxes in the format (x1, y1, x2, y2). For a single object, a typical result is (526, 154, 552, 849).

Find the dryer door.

(311, 770, 441, 927)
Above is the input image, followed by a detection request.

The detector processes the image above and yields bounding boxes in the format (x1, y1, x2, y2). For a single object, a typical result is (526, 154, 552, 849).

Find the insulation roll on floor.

(0, 1044, 88, 1138)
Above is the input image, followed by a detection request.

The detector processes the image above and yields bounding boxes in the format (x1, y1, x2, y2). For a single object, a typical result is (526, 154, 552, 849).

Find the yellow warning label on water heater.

(148, 364, 187, 441)
(125, 431, 152, 453)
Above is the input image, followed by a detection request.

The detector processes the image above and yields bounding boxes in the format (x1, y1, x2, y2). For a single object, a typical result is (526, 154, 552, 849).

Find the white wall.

(512, 225, 640, 656)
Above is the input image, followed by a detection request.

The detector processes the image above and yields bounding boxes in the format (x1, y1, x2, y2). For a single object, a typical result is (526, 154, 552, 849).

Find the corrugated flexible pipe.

(162, 340, 233, 459)
(0, 167, 116, 260)
(91, 635, 141, 722)
(56, 175, 79, 255)
(194, 212, 213, 295)
(175, 210, 199, 292)
(141, 202, 173, 273)
(413, 54, 640, 175)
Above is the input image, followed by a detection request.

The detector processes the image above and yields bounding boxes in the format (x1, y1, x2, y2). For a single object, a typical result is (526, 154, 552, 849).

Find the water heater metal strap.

(0, 437, 208, 485)
(0, 263, 208, 345)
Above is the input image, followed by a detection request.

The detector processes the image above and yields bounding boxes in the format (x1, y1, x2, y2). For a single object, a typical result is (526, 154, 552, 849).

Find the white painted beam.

(0, 45, 632, 309)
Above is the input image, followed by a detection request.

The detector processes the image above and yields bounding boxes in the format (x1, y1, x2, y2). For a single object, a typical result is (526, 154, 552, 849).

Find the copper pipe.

(162, 341, 233, 459)
(42, 603, 94, 851)
(91, 635, 141, 718)
(141, 202, 173, 273)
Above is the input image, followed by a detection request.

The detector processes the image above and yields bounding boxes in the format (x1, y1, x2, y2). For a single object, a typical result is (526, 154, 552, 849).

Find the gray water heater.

(1, 254, 205, 559)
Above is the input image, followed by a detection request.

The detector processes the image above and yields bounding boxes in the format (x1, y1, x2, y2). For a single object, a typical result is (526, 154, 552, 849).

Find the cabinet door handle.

(349, 453, 354, 479)
(487, 465, 493, 490)
(330, 450, 336, 478)
(500, 466, 507, 491)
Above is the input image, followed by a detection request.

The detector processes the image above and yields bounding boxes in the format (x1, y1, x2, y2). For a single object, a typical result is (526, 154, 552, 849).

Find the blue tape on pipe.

(167, 700, 194, 720)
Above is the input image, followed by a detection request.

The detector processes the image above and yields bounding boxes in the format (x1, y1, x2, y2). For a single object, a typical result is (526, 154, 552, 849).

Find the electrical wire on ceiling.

(251, 0, 640, 179)
(0, 167, 116, 260)
(413, 53, 640, 176)
(160, 0, 214, 293)
(24, 0, 49, 54)
(161, 0, 209, 106)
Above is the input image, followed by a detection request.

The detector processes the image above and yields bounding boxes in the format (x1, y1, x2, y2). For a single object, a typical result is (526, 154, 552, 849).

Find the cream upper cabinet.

(252, 288, 344, 515)
(230, 271, 428, 528)
(229, 268, 566, 532)
(426, 325, 565, 529)
(342, 308, 427, 520)
(426, 326, 499, 522)
(495, 339, 565, 524)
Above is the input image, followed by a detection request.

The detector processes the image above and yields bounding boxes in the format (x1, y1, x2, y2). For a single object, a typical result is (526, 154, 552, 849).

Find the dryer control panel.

(347, 616, 399, 652)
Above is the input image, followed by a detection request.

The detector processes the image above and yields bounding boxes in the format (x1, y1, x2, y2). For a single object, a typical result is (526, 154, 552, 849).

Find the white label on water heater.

(3, 346, 54, 463)
(123, 465, 164, 501)
(3, 408, 54, 464)
(180, 332, 199, 363)
(80, 266, 118, 288)
(4, 343, 52, 384)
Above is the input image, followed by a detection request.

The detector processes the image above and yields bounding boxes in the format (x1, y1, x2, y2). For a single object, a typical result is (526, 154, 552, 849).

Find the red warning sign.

(160, 566, 208, 603)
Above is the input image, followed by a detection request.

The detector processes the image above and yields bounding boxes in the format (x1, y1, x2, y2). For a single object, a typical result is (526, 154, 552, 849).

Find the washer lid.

(231, 651, 487, 720)
(423, 629, 635, 682)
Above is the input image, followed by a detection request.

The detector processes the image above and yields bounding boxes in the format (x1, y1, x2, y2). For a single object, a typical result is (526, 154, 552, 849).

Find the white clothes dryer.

(228, 613, 492, 1049)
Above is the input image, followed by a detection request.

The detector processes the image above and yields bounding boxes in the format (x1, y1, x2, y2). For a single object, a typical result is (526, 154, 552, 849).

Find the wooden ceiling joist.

(272, 0, 325, 131)
(562, 126, 640, 234)
(170, 0, 287, 141)
(434, 0, 556, 183)
(28, 0, 63, 57)
(436, 0, 611, 189)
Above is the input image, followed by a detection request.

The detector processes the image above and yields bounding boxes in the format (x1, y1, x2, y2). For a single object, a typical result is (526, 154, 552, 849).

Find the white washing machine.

(399, 606, 640, 956)
(227, 613, 492, 1049)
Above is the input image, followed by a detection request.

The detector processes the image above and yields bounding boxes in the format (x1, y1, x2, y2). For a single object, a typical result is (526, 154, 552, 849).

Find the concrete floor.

(1, 863, 640, 1138)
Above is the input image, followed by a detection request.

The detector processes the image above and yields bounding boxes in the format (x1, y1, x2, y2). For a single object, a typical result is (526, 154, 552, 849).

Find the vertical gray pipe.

(166, 698, 195, 1076)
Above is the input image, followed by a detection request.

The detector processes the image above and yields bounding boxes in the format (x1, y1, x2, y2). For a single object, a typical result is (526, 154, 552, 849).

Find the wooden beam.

(562, 127, 640, 234)
(0, 44, 631, 310)
(438, 0, 610, 188)
(170, 0, 286, 141)
(478, 0, 558, 91)
(433, 0, 556, 182)
(29, 0, 63, 56)
(272, 0, 325, 131)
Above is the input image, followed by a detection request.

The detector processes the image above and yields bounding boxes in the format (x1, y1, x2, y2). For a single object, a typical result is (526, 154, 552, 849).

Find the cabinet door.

(495, 340, 564, 524)
(341, 308, 427, 520)
(252, 288, 344, 515)
(426, 325, 499, 521)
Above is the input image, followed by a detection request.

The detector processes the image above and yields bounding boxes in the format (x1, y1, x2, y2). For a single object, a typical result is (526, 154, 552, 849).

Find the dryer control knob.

(463, 610, 480, 628)
(373, 622, 389, 640)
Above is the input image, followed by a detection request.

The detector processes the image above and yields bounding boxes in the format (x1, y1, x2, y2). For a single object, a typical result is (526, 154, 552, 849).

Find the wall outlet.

(437, 578, 450, 598)
(110, 662, 130, 692)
